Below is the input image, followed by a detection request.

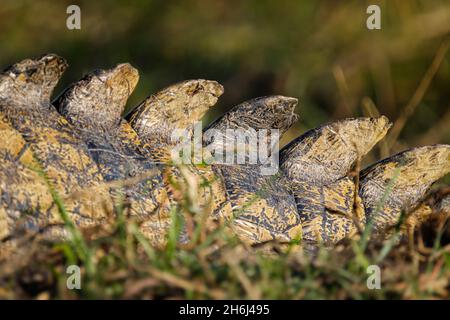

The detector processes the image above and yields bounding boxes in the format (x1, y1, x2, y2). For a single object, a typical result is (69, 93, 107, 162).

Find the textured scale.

(127, 79, 228, 244)
(0, 53, 449, 256)
(0, 55, 112, 238)
(129, 79, 224, 162)
(279, 117, 392, 245)
(280, 117, 391, 185)
(360, 145, 450, 234)
(54, 64, 170, 232)
(0, 153, 55, 239)
(0, 116, 37, 167)
(204, 96, 302, 245)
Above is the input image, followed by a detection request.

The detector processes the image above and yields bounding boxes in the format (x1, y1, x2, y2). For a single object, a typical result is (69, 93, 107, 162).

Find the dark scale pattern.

(360, 145, 450, 234)
(53, 64, 171, 245)
(280, 118, 391, 246)
(0, 54, 112, 240)
(0, 53, 449, 256)
(204, 96, 302, 245)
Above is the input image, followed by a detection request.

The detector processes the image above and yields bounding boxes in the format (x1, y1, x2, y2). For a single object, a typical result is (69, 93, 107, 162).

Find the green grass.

(0, 164, 449, 300)
(3, 217, 448, 300)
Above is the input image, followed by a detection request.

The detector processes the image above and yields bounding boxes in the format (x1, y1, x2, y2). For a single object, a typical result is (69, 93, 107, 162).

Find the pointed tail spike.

(203, 95, 299, 162)
(280, 116, 392, 186)
(360, 145, 450, 232)
(205, 95, 299, 133)
(128, 79, 223, 161)
(54, 63, 139, 130)
(201, 96, 301, 245)
(0, 54, 67, 107)
(278, 117, 391, 246)
(53, 63, 171, 223)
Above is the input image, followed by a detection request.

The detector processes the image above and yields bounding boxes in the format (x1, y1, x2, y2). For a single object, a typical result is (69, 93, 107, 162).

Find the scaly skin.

(0, 116, 37, 166)
(279, 117, 392, 246)
(54, 64, 172, 245)
(203, 96, 302, 245)
(360, 145, 450, 234)
(0, 54, 112, 237)
(127, 79, 227, 244)
(129, 79, 224, 162)
(0, 152, 65, 240)
(0, 53, 449, 254)
(0, 115, 97, 241)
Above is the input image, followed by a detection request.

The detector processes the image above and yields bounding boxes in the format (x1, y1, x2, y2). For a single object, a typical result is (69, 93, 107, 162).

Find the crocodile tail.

(279, 117, 391, 245)
(52, 63, 171, 231)
(359, 145, 450, 234)
(128, 79, 224, 163)
(280, 116, 391, 185)
(54, 63, 139, 130)
(203, 96, 302, 246)
(0, 54, 67, 108)
(205, 96, 298, 135)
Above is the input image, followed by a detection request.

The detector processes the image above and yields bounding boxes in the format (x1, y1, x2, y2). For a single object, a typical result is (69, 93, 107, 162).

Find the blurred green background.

(0, 0, 449, 163)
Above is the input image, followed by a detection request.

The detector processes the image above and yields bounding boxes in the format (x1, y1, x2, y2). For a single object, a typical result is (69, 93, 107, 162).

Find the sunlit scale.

(0, 54, 448, 259)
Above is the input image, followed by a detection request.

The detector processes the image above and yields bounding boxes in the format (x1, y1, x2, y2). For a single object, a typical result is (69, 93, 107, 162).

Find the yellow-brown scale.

(360, 145, 450, 235)
(54, 63, 173, 246)
(0, 154, 62, 238)
(0, 115, 91, 241)
(1, 53, 449, 254)
(280, 117, 391, 246)
(128, 79, 227, 244)
(0, 54, 112, 237)
(203, 96, 302, 245)
(118, 121, 170, 221)
(0, 116, 37, 166)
